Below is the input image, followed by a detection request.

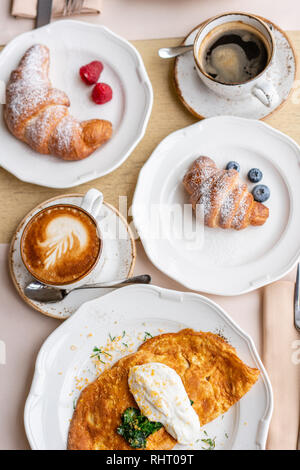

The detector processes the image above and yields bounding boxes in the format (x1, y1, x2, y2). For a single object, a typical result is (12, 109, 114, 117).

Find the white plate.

(174, 18, 296, 120)
(0, 20, 152, 188)
(24, 284, 272, 450)
(132, 116, 300, 296)
(9, 194, 136, 319)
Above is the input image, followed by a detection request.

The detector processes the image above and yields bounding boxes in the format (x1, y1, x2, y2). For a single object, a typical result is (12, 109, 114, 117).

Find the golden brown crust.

(68, 329, 260, 450)
(183, 157, 269, 229)
(250, 201, 270, 226)
(183, 156, 217, 195)
(4, 44, 112, 161)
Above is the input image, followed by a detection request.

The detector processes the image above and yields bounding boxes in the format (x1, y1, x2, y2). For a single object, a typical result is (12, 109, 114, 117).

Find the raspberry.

(79, 61, 103, 85)
(92, 83, 113, 104)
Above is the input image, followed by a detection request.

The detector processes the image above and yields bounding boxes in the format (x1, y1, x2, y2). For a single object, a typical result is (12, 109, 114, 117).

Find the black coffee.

(199, 22, 270, 84)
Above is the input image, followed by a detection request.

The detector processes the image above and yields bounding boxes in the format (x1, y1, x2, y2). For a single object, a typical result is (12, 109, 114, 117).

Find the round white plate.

(132, 116, 300, 296)
(24, 284, 272, 450)
(9, 194, 136, 319)
(174, 18, 296, 120)
(0, 20, 153, 188)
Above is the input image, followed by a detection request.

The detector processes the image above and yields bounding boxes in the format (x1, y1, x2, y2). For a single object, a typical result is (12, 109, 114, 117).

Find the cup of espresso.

(193, 13, 277, 106)
(20, 189, 104, 288)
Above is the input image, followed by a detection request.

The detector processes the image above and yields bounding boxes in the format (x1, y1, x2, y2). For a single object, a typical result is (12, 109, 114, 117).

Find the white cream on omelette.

(128, 362, 200, 445)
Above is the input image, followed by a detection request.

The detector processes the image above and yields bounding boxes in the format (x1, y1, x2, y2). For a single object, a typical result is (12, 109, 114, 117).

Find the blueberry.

(252, 185, 270, 203)
(226, 161, 240, 172)
(248, 168, 263, 183)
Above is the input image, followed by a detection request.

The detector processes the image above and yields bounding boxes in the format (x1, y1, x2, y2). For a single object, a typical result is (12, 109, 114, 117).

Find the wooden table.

(1, 33, 300, 244)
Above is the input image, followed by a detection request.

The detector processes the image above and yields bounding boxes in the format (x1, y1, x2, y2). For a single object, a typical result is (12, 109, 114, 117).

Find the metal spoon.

(24, 274, 151, 303)
(158, 44, 193, 59)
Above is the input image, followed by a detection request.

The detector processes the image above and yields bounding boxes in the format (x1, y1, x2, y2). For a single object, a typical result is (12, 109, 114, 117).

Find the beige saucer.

(174, 16, 297, 120)
(9, 194, 136, 320)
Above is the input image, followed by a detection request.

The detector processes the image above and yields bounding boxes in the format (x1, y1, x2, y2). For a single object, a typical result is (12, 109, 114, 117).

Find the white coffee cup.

(21, 188, 105, 289)
(193, 13, 277, 107)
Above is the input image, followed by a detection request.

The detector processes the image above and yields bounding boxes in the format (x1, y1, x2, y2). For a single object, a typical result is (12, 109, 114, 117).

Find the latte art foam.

(22, 205, 101, 285)
(39, 216, 88, 269)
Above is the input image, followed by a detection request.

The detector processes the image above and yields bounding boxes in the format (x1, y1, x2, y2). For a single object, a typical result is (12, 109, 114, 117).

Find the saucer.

(9, 195, 136, 320)
(174, 17, 296, 120)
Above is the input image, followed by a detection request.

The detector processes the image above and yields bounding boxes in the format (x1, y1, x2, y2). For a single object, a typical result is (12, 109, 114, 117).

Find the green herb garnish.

(201, 435, 216, 450)
(90, 346, 112, 363)
(143, 332, 153, 342)
(190, 399, 194, 406)
(109, 333, 116, 342)
(117, 407, 162, 448)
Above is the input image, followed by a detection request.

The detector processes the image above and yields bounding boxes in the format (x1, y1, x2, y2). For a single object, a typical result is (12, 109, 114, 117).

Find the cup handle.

(252, 80, 277, 107)
(80, 189, 103, 219)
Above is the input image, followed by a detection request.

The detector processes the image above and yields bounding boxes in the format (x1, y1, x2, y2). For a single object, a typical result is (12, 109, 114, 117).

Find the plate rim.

(24, 283, 273, 450)
(132, 115, 300, 296)
(0, 20, 153, 188)
(9, 193, 136, 319)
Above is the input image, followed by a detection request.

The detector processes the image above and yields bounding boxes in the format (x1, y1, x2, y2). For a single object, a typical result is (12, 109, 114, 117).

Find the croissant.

(4, 44, 112, 161)
(183, 156, 269, 230)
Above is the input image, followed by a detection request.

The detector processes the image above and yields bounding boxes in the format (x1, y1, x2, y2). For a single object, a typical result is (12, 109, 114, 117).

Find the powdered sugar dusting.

(25, 105, 67, 151)
(6, 46, 49, 127)
(185, 157, 255, 230)
(193, 170, 236, 224)
(5, 45, 68, 133)
(198, 172, 220, 218)
(52, 115, 81, 154)
(219, 184, 244, 226)
(185, 165, 216, 194)
(183, 156, 216, 194)
(232, 194, 250, 229)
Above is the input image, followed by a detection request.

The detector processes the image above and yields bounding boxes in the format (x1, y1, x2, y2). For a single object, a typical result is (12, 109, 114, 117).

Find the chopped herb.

(90, 346, 112, 363)
(201, 435, 216, 450)
(122, 330, 126, 338)
(225, 433, 229, 439)
(109, 333, 116, 342)
(143, 332, 153, 341)
(122, 342, 128, 348)
(73, 399, 76, 410)
(190, 399, 194, 406)
(117, 407, 162, 448)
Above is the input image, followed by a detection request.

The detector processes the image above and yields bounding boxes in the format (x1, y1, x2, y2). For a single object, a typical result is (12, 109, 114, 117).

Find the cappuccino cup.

(193, 13, 278, 106)
(21, 189, 104, 289)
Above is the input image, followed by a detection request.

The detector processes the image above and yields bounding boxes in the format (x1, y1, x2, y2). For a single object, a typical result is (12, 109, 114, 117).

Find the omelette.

(68, 329, 260, 450)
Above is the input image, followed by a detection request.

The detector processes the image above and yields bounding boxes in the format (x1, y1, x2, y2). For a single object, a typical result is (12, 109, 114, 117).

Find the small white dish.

(132, 116, 300, 296)
(174, 18, 296, 120)
(9, 194, 136, 319)
(24, 284, 273, 450)
(0, 20, 153, 188)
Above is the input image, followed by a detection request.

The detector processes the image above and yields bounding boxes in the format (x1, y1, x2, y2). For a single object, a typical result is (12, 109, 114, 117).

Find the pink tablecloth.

(1, 0, 300, 44)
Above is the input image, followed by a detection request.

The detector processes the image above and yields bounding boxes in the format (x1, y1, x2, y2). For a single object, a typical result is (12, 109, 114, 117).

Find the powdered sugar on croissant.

(4, 44, 112, 160)
(183, 156, 269, 230)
